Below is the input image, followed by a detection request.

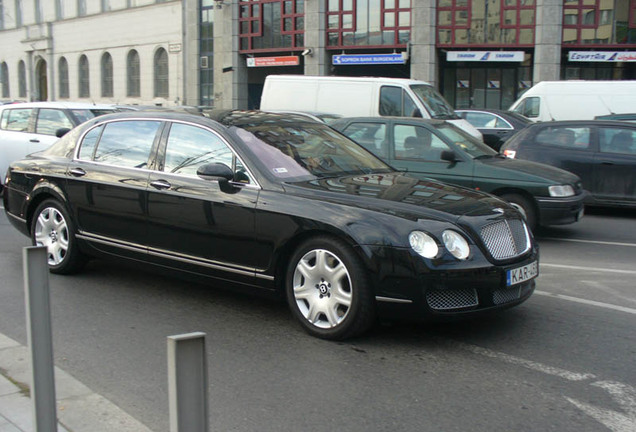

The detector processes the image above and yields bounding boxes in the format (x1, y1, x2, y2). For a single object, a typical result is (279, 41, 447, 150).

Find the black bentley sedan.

(3, 111, 538, 340)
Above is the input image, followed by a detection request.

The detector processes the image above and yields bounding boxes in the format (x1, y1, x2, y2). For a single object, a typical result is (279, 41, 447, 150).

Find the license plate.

(506, 261, 538, 286)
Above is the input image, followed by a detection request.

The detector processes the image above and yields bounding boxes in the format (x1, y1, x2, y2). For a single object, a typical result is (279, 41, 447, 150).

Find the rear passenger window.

(90, 120, 160, 168)
(0, 108, 32, 132)
(535, 127, 591, 149)
(341, 122, 388, 159)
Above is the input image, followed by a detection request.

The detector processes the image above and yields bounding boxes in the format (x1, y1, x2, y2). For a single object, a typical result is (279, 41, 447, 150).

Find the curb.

(0, 332, 153, 432)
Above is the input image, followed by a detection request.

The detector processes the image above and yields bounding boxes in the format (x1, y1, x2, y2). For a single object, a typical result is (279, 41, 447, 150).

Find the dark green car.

(331, 117, 586, 230)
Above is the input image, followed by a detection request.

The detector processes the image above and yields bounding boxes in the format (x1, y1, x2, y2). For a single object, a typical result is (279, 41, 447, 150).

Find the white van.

(260, 75, 482, 139)
(509, 80, 636, 122)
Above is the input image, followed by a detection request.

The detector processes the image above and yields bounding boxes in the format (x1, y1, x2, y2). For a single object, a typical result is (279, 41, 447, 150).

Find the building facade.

(1, 1, 635, 110)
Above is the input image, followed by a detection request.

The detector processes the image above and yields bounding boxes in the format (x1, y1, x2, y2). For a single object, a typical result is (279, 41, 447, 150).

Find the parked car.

(4, 110, 538, 340)
(0, 102, 116, 191)
(501, 120, 636, 208)
(456, 108, 531, 151)
(331, 116, 585, 231)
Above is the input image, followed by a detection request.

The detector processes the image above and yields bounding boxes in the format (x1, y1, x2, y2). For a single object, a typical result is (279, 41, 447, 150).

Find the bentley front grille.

(480, 219, 530, 261)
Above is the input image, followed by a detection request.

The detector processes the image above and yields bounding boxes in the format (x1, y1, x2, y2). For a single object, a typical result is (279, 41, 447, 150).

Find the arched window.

(154, 48, 168, 98)
(79, 55, 90, 98)
(58, 57, 69, 99)
(127, 50, 140, 97)
(101, 52, 113, 97)
(1, 62, 9, 98)
(18, 60, 27, 98)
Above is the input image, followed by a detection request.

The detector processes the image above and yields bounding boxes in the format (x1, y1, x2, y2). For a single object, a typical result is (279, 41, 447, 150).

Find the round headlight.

(409, 231, 439, 259)
(442, 230, 470, 260)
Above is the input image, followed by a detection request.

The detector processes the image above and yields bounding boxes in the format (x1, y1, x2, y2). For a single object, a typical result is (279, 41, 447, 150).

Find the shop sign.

(447, 51, 525, 62)
(569, 51, 636, 62)
(246, 56, 300, 67)
(332, 53, 406, 65)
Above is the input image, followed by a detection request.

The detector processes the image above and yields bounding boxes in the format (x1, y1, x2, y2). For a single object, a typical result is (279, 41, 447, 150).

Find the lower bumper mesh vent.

(426, 288, 478, 311)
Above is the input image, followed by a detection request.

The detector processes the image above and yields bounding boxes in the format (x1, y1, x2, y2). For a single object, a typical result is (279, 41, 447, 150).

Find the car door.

(593, 126, 636, 204)
(146, 121, 261, 282)
(387, 122, 475, 188)
(0, 107, 37, 183)
(65, 119, 162, 257)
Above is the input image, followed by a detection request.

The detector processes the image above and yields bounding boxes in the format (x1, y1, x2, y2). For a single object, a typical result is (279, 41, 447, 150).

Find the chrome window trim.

(73, 117, 262, 190)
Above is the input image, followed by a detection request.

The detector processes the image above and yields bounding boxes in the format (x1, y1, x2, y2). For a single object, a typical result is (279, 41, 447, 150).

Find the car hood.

(475, 156, 580, 184)
(283, 172, 513, 224)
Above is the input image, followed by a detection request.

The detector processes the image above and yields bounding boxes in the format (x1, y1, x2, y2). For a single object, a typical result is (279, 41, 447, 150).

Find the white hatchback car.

(0, 102, 115, 190)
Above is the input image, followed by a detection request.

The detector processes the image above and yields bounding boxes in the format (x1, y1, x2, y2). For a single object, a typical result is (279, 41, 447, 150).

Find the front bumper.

(535, 192, 586, 226)
(371, 247, 539, 322)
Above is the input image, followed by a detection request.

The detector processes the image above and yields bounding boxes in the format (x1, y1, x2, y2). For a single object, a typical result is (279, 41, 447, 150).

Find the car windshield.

(410, 85, 459, 120)
(233, 121, 392, 182)
(436, 123, 499, 158)
(71, 109, 115, 123)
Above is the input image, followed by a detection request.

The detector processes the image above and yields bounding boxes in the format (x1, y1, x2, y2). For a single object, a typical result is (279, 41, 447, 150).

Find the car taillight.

(503, 149, 516, 158)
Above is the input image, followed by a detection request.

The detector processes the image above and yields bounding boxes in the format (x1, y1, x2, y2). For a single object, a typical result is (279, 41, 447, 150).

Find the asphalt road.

(1, 206, 635, 432)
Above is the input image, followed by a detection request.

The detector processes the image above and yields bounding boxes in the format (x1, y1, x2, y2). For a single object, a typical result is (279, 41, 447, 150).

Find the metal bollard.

(167, 332, 209, 432)
(23, 246, 58, 432)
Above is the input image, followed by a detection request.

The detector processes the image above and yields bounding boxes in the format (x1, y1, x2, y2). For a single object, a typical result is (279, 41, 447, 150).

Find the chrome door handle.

(69, 168, 86, 177)
(150, 179, 171, 190)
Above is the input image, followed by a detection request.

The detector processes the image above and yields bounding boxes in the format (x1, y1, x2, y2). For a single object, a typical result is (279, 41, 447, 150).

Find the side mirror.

(196, 163, 234, 182)
(441, 149, 458, 163)
(55, 128, 71, 138)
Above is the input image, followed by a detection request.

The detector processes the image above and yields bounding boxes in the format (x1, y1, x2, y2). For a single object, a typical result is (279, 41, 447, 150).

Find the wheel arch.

(25, 182, 69, 235)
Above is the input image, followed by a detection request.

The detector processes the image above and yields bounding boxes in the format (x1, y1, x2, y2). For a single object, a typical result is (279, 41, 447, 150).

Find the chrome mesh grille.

(426, 289, 478, 311)
(480, 219, 530, 261)
(493, 286, 522, 305)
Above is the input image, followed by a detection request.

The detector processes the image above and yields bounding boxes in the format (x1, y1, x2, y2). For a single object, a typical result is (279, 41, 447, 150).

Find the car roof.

(526, 119, 636, 128)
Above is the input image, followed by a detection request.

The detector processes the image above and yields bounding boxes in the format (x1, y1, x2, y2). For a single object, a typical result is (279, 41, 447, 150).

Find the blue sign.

(332, 53, 406, 66)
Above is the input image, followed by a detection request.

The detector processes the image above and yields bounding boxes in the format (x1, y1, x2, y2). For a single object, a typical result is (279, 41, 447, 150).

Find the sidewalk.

(0, 333, 153, 432)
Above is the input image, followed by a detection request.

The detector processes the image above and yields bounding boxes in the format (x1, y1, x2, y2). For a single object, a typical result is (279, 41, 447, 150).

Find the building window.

(35, 0, 42, 23)
(239, 0, 305, 52)
(79, 55, 90, 98)
(58, 57, 69, 98)
(327, 0, 411, 48)
(127, 50, 140, 97)
(200, 2, 214, 106)
(78, 0, 86, 16)
(437, 0, 536, 47)
(18, 60, 26, 98)
(154, 48, 169, 98)
(55, 0, 64, 19)
(563, 0, 636, 45)
(0, 0, 4, 30)
(101, 52, 113, 97)
(0, 62, 8, 98)
(15, 0, 22, 27)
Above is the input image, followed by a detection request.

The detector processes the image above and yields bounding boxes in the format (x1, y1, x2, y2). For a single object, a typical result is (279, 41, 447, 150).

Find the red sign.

(246, 56, 300, 67)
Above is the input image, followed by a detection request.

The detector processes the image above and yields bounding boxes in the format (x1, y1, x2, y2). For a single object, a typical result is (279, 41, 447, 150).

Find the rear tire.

(500, 193, 537, 231)
(31, 199, 87, 274)
(285, 236, 375, 340)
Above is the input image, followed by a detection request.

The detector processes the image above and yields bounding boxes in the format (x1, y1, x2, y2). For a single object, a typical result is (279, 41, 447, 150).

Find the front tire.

(31, 199, 86, 274)
(286, 236, 375, 340)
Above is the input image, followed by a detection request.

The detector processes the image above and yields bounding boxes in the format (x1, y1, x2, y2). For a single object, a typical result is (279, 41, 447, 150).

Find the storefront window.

(239, 0, 305, 52)
(437, 0, 536, 47)
(326, 0, 411, 48)
(563, 0, 636, 45)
